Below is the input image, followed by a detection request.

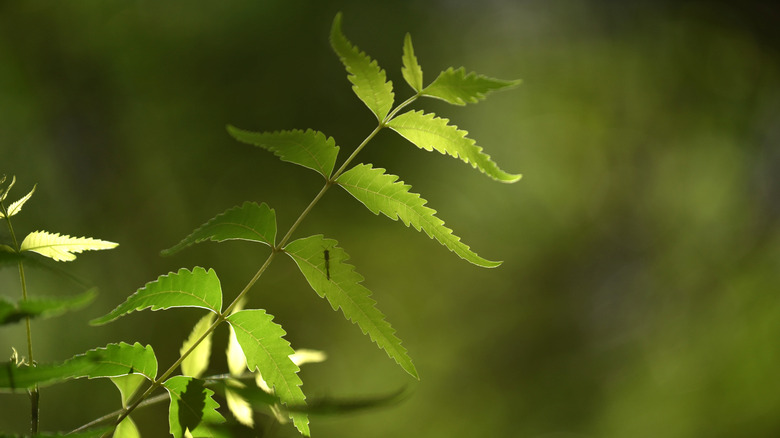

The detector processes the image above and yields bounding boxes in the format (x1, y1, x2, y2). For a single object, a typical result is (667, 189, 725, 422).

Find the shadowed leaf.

(227, 309, 309, 436)
(163, 376, 225, 438)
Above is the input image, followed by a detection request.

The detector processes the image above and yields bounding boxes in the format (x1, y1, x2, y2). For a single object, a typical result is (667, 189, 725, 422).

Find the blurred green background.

(2, 1, 779, 436)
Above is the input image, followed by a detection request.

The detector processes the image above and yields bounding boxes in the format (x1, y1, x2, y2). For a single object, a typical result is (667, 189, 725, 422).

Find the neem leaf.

(330, 12, 394, 121)
(0, 183, 36, 219)
(91, 267, 222, 325)
(0, 289, 96, 326)
(0, 342, 157, 392)
(20, 231, 118, 262)
(401, 33, 423, 92)
(180, 313, 216, 378)
(387, 110, 521, 183)
(226, 127, 340, 179)
(285, 235, 418, 379)
(422, 66, 521, 105)
(162, 202, 277, 256)
(337, 164, 502, 267)
(227, 309, 309, 436)
(163, 376, 225, 438)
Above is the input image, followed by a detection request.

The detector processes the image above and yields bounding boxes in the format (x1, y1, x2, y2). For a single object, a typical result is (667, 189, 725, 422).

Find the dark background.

(1, 1, 779, 436)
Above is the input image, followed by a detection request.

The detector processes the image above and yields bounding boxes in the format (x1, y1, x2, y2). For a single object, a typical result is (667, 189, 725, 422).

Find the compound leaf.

(20, 231, 118, 262)
(422, 66, 520, 105)
(91, 267, 222, 325)
(180, 313, 216, 378)
(162, 202, 277, 256)
(163, 376, 225, 438)
(337, 164, 501, 267)
(0, 183, 36, 219)
(330, 12, 394, 121)
(0, 342, 157, 392)
(401, 33, 423, 92)
(285, 235, 418, 379)
(388, 110, 521, 183)
(226, 127, 339, 178)
(0, 289, 96, 326)
(227, 309, 309, 436)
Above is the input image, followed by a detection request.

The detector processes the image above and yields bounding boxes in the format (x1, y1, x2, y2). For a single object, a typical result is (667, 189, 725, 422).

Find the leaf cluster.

(1, 12, 520, 437)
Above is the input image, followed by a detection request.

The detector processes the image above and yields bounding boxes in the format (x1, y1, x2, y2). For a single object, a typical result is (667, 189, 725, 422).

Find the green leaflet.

(401, 33, 423, 92)
(337, 164, 502, 268)
(0, 183, 36, 219)
(0, 174, 16, 202)
(0, 342, 157, 391)
(226, 127, 339, 179)
(330, 12, 394, 121)
(163, 376, 225, 438)
(388, 110, 521, 183)
(111, 373, 147, 407)
(20, 230, 118, 262)
(422, 66, 521, 105)
(91, 267, 222, 325)
(284, 235, 418, 379)
(0, 289, 95, 326)
(226, 309, 310, 436)
(114, 415, 141, 438)
(162, 202, 277, 256)
(180, 312, 216, 378)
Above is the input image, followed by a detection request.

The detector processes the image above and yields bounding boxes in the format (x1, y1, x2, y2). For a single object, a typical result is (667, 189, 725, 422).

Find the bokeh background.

(2, 1, 779, 436)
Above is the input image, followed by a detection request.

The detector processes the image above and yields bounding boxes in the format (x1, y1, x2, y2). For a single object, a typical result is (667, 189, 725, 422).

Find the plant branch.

(101, 95, 415, 435)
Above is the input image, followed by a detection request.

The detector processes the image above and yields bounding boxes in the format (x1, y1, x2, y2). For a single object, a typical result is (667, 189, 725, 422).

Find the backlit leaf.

(163, 376, 225, 438)
(180, 313, 216, 378)
(401, 33, 423, 92)
(0, 184, 36, 219)
(422, 66, 520, 105)
(337, 164, 502, 267)
(226, 128, 339, 178)
(162, 202, 277, 256)
(91, 267, 222, 325)
(20, 231, 118, 262)
(285, 235, 417, 378)
(388, 110, 521, 183)
(0, 342, 157, 392)
(227, 309, 309, 436)
(330, 12, 394, 121)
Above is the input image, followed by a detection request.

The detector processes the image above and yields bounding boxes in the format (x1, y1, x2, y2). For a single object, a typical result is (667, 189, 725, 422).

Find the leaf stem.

(2, 198, 40, 434)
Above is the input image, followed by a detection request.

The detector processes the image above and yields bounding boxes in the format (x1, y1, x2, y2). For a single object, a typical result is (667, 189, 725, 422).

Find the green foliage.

(225, 128, 340, 179)
(387, 110, 521, 182)
(227, 309, 310, 436)
(336, 164, 501, 267)
(91, 267, 223, 325)
(0, 342, 157, 391)
(330, 12, 394, 121)
(162, 202, 277, 255)
(421, 67, 521, 105)
(285, 235, 417, 378)
(163, 376, 225, 438)
(0, 289, 95, 326)
(1, 11, 519, 437)
(19, 231, 118, 262)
